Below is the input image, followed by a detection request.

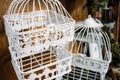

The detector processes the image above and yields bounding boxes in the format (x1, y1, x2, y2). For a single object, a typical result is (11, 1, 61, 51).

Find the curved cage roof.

(4, 0, 75, 32)
(73, 15, 111, 62)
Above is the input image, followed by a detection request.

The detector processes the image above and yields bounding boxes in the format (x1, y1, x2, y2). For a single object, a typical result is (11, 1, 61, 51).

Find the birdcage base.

(72, 54, 110, 73)
(57, 54, 108, 80)
(11, 46, 72, 80)
(62, 66, 102, 80)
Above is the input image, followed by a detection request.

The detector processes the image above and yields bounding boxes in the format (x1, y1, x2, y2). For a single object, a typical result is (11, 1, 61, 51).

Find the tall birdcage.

(62, 15, 112, 80)
(3, 0, 75, 80)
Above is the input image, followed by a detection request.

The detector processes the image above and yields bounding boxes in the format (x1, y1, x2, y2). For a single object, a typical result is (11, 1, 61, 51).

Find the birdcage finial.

(81, 15, 103, 28)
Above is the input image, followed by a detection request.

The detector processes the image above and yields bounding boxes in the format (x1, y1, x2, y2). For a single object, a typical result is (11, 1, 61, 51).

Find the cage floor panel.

(15, 50, 56, 73)
(62, 66, 101, 80)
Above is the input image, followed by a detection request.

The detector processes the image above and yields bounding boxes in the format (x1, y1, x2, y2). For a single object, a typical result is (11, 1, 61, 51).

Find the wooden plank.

(0, 60, 17, 80)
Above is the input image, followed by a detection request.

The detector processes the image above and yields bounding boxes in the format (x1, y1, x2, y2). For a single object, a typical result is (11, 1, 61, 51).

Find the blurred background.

(0, 0, 120, 80)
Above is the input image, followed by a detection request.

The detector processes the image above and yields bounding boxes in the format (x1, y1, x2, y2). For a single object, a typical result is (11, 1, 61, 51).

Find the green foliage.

(102, 24, 120, 67)
(88, 0, 109, 11)
(110, 38, 115, 44)
(111, 43, 120, 67)
(102, 24, 110, 37)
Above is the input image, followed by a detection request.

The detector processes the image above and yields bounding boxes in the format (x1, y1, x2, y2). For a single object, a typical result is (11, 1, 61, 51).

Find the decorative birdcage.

(61, 15, 112, 80)
(10, 45, 72, 80)
(3, 0, 75, 80)
(3, 0, 75, 58)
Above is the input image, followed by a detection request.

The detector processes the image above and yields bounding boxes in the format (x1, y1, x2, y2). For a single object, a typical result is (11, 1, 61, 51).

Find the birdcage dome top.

(6, 0, 65, 14)
(74, 16, 111, 62)
(4, 0, 75, 33)
(78, 15, 103, 28)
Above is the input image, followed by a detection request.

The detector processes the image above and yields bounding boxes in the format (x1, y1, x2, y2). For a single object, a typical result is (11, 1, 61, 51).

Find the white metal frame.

(61, 15, 112, 80)
(3, 0, 75, 80)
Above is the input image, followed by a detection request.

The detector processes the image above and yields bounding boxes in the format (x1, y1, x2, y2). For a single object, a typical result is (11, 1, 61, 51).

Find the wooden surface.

(0, 60, 18, 80)
(0, 0, 14, 79)
(114, 1, 120, 43)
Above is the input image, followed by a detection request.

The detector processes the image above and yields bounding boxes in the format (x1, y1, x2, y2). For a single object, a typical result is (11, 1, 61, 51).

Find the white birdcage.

(3, 0, 75, 58)
(10, 45, 72, 80)
(61, 15, 112, 80)
(3, 0, 75, 80)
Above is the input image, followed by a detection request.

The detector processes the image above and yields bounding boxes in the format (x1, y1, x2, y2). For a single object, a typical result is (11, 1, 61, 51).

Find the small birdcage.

(61, 15, 112, 80)
(10, 45, 72, 80)
(3, 0, 75, 58)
